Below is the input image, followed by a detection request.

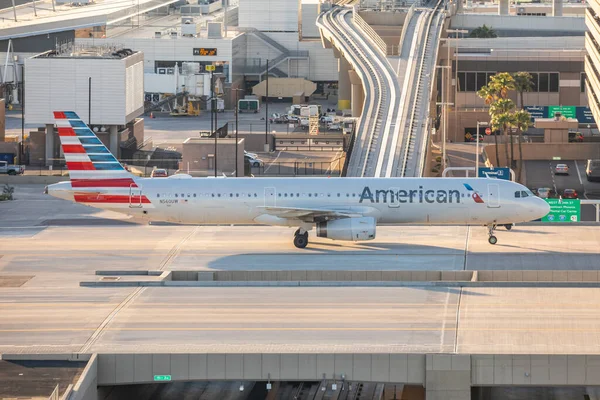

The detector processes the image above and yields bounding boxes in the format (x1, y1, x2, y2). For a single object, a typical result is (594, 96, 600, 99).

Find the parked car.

(562, 188, 578, 199)
(536, 187, 552, 199)
(554, 163, 569, 175)
(245, 155, 263, 167)
(270, 113, 288, 124)
(568, 132, 584, 142)
(244, 150, 258, 159)
(150, 168, 168, 178)
(328, 123, 342, 131)
(320, 116, 334, 124)
(287, 115, 300, 123)
(0, 161, 24, 175)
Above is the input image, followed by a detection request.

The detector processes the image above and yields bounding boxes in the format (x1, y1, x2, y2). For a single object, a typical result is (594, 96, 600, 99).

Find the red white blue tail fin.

(53, 111, 137, 188)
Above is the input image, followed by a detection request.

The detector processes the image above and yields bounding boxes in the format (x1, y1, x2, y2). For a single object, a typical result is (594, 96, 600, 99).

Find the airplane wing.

(257, 206, 365, 222)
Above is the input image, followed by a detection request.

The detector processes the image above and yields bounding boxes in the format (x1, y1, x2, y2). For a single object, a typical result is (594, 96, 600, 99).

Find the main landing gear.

(293, 228, 309, 249)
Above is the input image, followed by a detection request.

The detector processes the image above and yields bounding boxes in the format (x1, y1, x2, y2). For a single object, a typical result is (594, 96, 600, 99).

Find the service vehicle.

(0, 161, 24, 175)
(586, 159, 600, 182)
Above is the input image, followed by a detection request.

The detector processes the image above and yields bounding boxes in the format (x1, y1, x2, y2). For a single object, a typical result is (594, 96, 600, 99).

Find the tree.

(477, 73, 516, 168)
(513, 72, 534, 110)
(513, 110, 533, 182)
(512, 72, 534, 173)
(490, 99, 516, 168)
(469, 25, 497, 39)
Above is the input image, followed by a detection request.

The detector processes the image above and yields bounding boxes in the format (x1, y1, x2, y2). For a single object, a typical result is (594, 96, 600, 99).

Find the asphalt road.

(525, 160, 600, 221)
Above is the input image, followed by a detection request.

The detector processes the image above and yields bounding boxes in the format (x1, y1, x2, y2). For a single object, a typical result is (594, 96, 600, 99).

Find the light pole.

(264, 59, 270, 152)
(233, 88, 243, 177)
(435, 65, 452, 172)
(476, 121, 488, 175)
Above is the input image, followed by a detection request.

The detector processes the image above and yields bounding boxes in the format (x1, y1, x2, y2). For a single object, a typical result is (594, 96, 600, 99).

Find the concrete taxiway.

(1, 184, 600, 355)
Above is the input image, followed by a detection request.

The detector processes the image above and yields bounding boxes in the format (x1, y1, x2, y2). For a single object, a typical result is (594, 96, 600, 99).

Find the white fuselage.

(48, 176, 550, 226)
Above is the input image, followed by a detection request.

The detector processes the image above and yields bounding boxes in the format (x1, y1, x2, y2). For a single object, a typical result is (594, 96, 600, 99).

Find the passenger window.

(157, 194, 160, 198)
(175, 194, 178, 198)
(193, 194, 196, 197)
(515, 191, 521, 198)
(230, 193, 233, 197)
(309, 193, 312, 197)
(284, 193, 288, 197)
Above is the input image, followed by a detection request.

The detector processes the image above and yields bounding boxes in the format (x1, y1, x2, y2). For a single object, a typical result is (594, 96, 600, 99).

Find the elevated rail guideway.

(317, 1, 444, 177)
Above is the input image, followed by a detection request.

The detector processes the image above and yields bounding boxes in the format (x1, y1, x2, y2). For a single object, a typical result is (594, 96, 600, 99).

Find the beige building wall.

(0, 99, 5, 142)
(586, 6, 600, 124)
(181, 137, 244, 177)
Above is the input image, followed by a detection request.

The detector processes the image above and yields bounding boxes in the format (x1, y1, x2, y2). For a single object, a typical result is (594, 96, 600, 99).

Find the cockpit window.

(521, 191, 529, 198)
(515, 191, 521, 198)
(515, 190, 530, 198)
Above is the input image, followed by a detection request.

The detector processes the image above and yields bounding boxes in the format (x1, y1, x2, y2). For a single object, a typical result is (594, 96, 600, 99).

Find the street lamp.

(232, 88, 244, 177)
(476, 121, 489, 175)
(264, 58, 270, 152)
(435, 65, 452, 172)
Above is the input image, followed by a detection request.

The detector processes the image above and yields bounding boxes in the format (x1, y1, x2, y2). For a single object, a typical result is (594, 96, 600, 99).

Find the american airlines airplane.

(47, 111, 550, 248)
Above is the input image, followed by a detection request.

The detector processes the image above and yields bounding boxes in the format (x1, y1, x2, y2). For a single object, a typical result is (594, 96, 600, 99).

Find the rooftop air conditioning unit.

(155, 31, 162, 38)
(158, 68, 167, 74)
(166, 68, 175, 75)
(170, 31, 178, 39)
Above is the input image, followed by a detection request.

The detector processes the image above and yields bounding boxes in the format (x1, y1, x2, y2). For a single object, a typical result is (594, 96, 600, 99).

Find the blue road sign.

(478, 167, 510, 180)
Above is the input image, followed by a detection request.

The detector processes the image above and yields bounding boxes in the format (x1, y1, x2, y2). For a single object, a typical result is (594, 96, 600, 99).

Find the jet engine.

(316, 217, 376, 241)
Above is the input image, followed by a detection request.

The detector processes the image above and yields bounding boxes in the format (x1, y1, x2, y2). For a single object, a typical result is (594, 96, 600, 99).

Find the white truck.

(0, 161, 25, 175)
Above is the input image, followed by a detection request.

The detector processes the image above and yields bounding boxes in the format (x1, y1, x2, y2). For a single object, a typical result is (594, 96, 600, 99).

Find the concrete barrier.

(68, 354, 98, 400)
(83, 270, 600, 287)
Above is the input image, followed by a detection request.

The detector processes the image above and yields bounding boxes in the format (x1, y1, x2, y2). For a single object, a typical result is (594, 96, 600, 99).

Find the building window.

(457, 72, 496, 92)
(529, 72, 559, 93)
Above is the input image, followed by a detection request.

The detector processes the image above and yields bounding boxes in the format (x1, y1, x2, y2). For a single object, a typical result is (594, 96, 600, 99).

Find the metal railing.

(352, 7, 388, 56)
(250, 159, 344, 177)
(398, 3, 416, 56)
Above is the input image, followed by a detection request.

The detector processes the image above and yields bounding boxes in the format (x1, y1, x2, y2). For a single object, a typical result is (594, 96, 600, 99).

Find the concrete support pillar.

(45, 124, 54, 166)
(109, 125, 119, 157)
(456, 0, 463, 13)
(349, 69, 364, 118)
(338, 56, 351, 111)
(425, 355, 471, 400)
(552, 0, 563, 16)
(498, 0, 509, 15)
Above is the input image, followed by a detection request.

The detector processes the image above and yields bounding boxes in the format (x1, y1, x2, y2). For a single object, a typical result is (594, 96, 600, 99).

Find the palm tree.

(513, 72, 534, 110)
(490, 99, 516, 167)
(513, 109, 532, 182)
(469, 25, 498, 38)
(478, 73, 516, 167)
(489, 72, 515, 100)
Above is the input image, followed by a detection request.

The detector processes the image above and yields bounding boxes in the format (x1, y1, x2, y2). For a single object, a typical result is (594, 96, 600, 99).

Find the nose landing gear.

(487, 224, 498, 245)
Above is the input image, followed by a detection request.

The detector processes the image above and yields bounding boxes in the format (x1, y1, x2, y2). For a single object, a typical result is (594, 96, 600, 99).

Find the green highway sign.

(548, 105, 576, 119)
(154, 375, 172, 382)
(541, 199, 580, 222)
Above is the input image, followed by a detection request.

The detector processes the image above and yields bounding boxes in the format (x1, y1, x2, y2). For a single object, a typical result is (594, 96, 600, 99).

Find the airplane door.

(388, 187, 400, 208)
(129, 184, 143, 208)
(264, 187, 276, 207)
(487, 184, 500, 208)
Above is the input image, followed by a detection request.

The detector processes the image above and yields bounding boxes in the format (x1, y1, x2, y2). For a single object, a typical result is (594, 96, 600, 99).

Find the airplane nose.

(534, 197, 550, 219)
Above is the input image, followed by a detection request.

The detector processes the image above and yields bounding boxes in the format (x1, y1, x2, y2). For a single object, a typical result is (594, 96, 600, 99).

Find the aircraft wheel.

(293, 233, 308, 249)
(294, 228, 300, 237)
(488, 235, 498, 245)
(504, 224, 513, 231)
